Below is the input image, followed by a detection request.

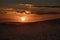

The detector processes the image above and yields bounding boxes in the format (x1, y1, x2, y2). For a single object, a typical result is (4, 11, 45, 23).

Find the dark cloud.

(0, 0, 60, 8)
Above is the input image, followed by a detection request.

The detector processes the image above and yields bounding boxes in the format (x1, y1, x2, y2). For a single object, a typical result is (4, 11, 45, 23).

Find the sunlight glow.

(21, 17, 26, 22)
(25, 10, 31, 14)
(25, 4, 33, 7)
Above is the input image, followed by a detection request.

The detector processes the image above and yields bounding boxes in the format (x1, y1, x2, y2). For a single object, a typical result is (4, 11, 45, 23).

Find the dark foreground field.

(0, 18, 60, 40)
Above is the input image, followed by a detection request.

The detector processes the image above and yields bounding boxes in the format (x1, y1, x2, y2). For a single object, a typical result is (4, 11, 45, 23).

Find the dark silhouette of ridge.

(0, 18, 60, 40)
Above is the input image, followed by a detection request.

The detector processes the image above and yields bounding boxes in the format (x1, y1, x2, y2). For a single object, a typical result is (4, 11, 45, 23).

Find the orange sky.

(0, 13, 60, 22)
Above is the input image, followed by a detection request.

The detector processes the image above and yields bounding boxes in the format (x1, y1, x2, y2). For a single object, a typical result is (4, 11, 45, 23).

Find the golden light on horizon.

(21, 17, 26, 22)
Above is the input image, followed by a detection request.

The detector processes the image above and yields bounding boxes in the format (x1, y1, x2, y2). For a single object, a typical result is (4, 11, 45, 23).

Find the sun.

(21, 17, 26, 22)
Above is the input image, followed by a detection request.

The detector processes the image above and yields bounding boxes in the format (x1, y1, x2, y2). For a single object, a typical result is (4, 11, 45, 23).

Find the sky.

(0, 0, 60, 8)
(0, 0, 60, 22)
(0, 0, 60, 5)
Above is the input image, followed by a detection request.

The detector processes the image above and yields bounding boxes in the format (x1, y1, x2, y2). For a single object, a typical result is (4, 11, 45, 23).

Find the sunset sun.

(21, 17, 26, 22)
